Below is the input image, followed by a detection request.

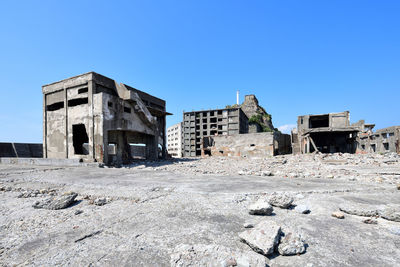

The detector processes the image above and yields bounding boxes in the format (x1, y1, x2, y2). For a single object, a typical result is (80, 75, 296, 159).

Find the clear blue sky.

(0, 0, 399, 142)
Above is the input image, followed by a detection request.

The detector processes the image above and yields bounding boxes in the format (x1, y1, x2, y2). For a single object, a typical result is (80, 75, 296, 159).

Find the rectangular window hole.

(78, 88, 88, 94)
(124, 106, 131, 113)
(68, 98, 88, 107)
(47, 101, 64, 111)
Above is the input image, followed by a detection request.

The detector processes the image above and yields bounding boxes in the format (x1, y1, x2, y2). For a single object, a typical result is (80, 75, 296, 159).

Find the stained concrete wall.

(210, 132, 290, 157)
(43, 72, 168, 165)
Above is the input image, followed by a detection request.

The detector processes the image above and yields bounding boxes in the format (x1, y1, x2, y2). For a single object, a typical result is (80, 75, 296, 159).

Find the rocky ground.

(0, 153, 400, 266)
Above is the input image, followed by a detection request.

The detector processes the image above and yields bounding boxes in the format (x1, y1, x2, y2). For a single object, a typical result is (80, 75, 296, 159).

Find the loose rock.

(294, 204, 310, 214)
(248, 200, 273, 215)
(380, 207, 400, 222)
(267, 193, 294, 209)
(33, 192, 78, 210)
(332, 211, 345, 219)
(239, 220, 281, 256)
(278, 232, 306, 256)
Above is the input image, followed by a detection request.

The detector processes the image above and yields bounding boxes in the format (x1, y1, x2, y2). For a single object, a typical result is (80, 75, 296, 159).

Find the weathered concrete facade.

(358, 126, 400, 154)
(167, 122, 183, 158)
(209, 132, 291, 157)
(43, 72, 170, 165)
(183, 108, 248, 157)
(293, 111, 360, 154)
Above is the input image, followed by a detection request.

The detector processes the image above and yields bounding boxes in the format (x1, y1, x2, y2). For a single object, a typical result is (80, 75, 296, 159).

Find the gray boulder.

(267, 193, 294, 209)
(33, 192, 77, 210)
(239, 220, 281, 256)
(278, 233, 306, 256)
(170, 244, 266, 267)
(248, 200, 273, 215)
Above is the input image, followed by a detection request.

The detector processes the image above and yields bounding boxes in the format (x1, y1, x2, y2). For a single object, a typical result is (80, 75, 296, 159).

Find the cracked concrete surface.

(1, 154, 400, 266)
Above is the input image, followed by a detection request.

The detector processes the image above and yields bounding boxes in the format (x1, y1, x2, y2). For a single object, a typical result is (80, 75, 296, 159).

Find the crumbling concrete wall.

(43, 72, 169, 165)
(210, 132, 290, 157)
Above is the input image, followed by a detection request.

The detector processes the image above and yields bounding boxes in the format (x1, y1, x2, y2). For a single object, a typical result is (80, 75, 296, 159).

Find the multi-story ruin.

(293, 111, 360, 154)
(182, 108, 248, 157)
(167, 122, 183, 157)
(358, 125, 400, 153)
(42, 72, 170, 165)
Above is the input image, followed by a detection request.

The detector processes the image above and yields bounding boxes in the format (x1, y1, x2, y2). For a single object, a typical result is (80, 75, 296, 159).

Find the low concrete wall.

(0, 143, 43, 158)
(210, 132, 291, 157)
(0, 157, 98, 167)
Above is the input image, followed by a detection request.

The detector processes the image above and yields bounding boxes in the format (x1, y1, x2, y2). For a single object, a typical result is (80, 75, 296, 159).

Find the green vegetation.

(225, 104, 240, 109)
(249, 113, 274, 132)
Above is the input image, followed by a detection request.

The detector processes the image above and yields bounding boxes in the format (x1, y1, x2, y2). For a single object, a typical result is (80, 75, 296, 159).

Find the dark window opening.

(68, 98, 88, 107)
(383, 143, 389, 150)
(202, 119, 207, 123)
(124, 107, 131, 113)
(47, 101, 64, 111)
(78, 88, 88, 94)
(203, 131, 207, 136)
(210, 111, 215, 116)
(108, 102, 113, 108)
(218, 110, 222, 115)
(219, 150, 224, 154)
(72, 124, 89, 155)
(371, 144, 376, 152)
(210, 118, 217, 123)
(309, 115, 329, 128)
(301, 118, 303, 124)
(250, 144, 255, 147)
(361, 144, 365, 150)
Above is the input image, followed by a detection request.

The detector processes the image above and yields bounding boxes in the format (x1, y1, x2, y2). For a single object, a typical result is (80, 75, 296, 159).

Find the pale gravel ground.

(0, 153, 400, 266)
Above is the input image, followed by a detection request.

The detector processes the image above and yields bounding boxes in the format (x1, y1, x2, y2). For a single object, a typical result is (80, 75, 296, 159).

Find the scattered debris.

(74, 210, 83, 215)
(380, 207, 400, 222)
(170, 244, 266, 266)
(339, 203, 380, 217)
(243, 222, 255, 228)
(93, 197, 109, 206)
(363, 218, 377, 224)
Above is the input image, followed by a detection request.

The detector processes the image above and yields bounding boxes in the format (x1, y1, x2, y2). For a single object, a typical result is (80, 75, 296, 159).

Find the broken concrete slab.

(248, 200, 273, 215)
(267, 193, 294, 209)
(239, 220, 281, 256)
(277, 232, 306, 256)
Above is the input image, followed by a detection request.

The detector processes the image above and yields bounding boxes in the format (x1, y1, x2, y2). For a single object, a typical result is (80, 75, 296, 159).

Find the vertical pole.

(43, 92, 47, 158)
(88, 80, 95, 161)
(236, 90, 239, 105)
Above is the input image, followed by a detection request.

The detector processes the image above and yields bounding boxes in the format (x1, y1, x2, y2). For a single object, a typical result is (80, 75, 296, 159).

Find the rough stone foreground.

(1, 153, 400, 266)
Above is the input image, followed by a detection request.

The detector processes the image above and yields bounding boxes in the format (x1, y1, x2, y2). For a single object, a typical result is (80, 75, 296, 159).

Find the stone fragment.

(248, 200, 273, 215)
(294, 204, 310, 214)
(332, 211, 345, 219)
(243, 222, 255, 228)
(33, 192, 77, 210)
(267, 193, 294, 209)
(277, 232, 306, 256)
(94, 197, 109, 206)
(239, 220, 281, 256)
(339, 203, 379, 217)
(397, 184, 400, 190)
(74, 210, 83, 215)
(170, 244, 266, 267)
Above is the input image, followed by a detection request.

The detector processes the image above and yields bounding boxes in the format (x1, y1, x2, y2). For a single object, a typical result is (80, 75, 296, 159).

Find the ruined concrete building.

(292, 111, 360, 154)
(182, 108, 248, 156)
(167, 122, 183, 158)
(42, 72, 170, 165)
(358, 125, 400, 153)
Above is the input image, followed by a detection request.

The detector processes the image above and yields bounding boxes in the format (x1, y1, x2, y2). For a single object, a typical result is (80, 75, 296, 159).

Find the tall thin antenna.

(236, 90, 239, 105)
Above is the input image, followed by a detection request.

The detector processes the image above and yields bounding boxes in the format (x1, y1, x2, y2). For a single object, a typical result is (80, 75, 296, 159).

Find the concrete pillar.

(88, 80, 95, 160)
(43, 93, 47, 158)
(64, 84, 68, 158)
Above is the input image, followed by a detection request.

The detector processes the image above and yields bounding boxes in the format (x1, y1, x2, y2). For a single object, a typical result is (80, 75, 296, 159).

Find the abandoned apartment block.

(293, 111, 360, 154)
(182, 108, 248, 157)
(358, 125, 400, 154)
(167, 122, 183, 158)
(42, 72, 171, 165)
